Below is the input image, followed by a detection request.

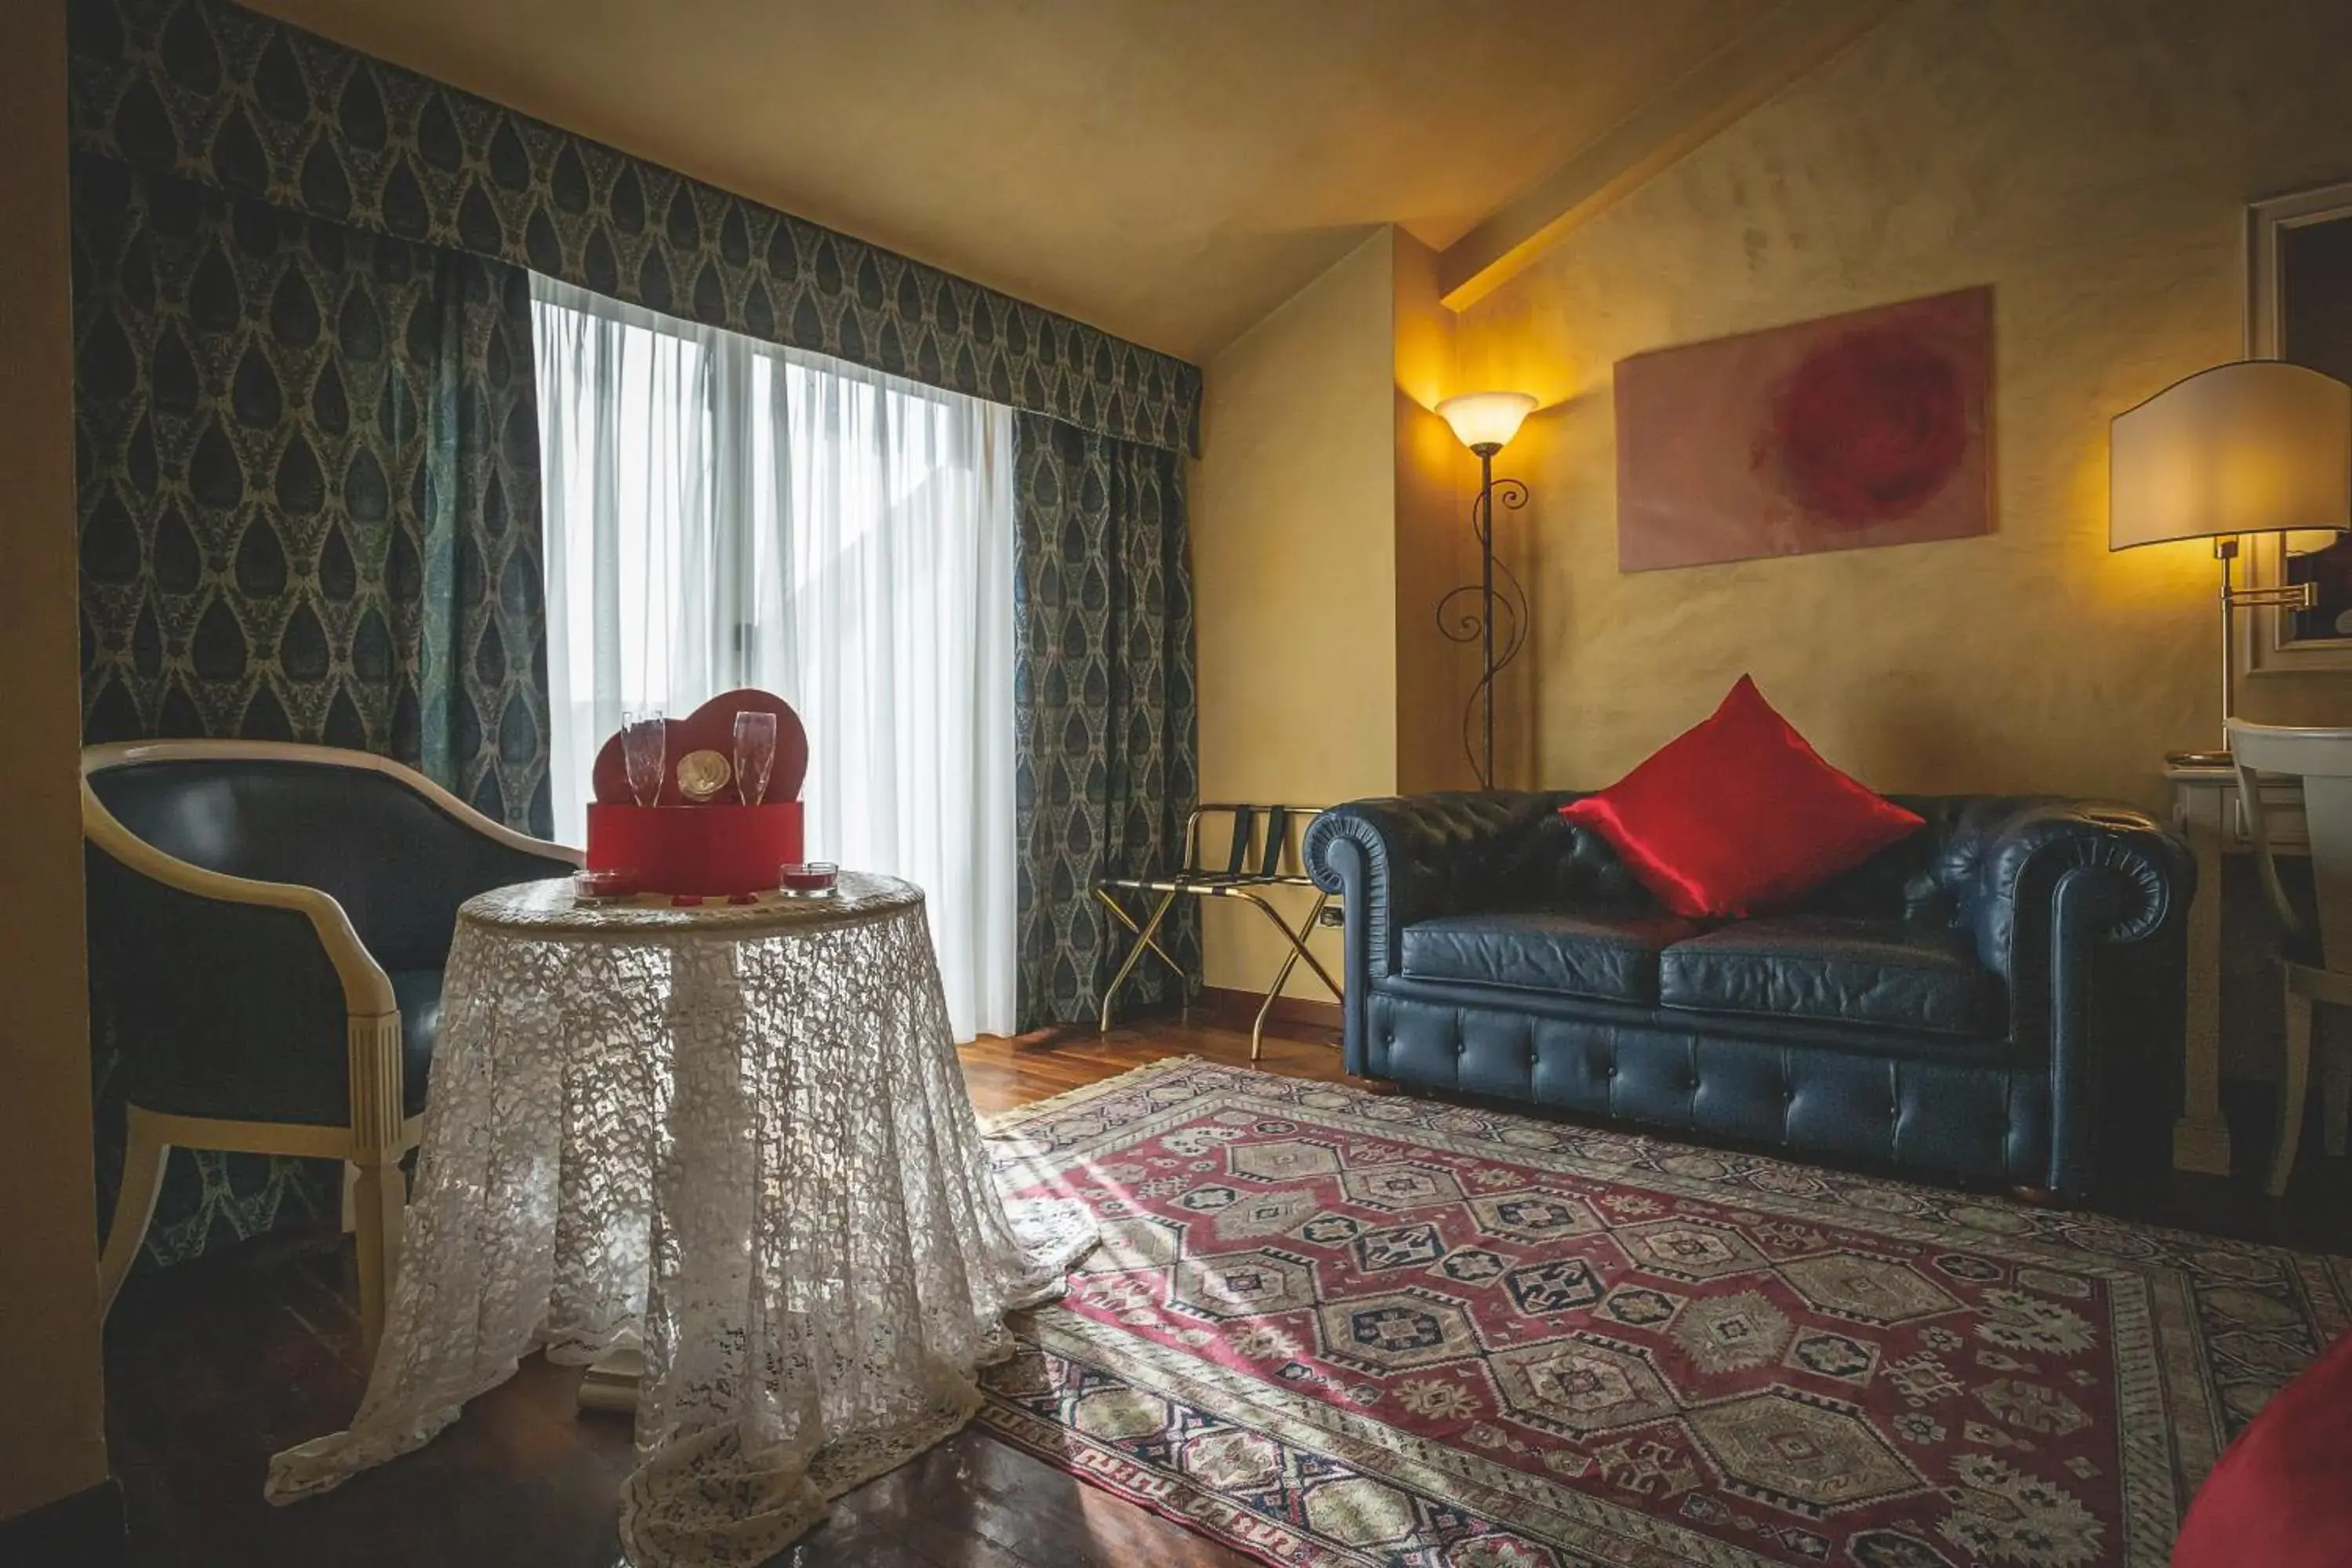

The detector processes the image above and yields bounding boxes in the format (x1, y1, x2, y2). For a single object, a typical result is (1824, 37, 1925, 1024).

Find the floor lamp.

(2110, 360, 2352, 765)
(1435, 391, 1537, 789)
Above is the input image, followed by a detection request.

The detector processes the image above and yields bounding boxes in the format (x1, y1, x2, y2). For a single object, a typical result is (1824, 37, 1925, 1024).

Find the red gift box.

(586, 802, 806, 897)
(585, 689, 811, 895)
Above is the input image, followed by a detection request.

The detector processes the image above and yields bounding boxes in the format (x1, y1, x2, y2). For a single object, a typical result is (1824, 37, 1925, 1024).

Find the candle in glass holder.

(573, 868, 635, 902)
(779, 861, 837, 896)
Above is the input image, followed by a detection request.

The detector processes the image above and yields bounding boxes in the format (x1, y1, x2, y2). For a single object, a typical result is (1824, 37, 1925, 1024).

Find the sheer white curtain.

(531, 276, 1016, 1037)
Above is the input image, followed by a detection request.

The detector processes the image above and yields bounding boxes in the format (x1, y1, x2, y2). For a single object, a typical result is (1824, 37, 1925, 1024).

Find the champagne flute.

(733, 711, 778, 806)
(621, 709, 666, 807)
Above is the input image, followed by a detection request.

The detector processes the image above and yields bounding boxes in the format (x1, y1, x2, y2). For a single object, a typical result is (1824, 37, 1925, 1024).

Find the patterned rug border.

(977, 1376, 1381, 1568)
(1007, 1307, 1760, 1566)
(977, 1056, 2352, 1568)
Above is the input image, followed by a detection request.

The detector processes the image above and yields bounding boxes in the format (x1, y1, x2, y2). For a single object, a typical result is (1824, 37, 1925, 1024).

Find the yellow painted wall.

(1452, 0, 2352, 811)
(1191, 230, 1397, 997)
(1394, 232, 1487, 796)
(0, 0, 114, 1523)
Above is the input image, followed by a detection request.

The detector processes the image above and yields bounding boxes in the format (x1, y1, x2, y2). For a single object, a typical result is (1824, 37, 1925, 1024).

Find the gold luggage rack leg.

(1091, 804, 1341, 1060)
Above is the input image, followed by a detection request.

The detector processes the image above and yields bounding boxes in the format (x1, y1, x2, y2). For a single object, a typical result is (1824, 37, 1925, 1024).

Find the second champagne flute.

(733, 710, 778, 806)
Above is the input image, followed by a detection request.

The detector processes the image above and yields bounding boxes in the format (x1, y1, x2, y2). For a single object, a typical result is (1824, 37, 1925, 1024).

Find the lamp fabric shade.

(2111, 360, 2352, 549)
(1436, 391, 1537, 452)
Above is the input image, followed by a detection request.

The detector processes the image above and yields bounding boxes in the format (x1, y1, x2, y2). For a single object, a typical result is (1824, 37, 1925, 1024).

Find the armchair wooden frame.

(82, 739, 582, 1360)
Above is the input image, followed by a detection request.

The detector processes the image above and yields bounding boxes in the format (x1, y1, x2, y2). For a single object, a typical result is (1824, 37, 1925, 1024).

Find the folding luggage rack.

(1091, 803, 1341, 1059)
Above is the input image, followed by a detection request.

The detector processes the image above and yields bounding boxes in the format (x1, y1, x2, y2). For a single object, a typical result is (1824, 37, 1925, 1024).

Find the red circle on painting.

(1766, 327, 1966, 528)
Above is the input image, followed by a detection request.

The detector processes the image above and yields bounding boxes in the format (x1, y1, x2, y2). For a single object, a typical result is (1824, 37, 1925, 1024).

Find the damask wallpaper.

(67, 0, 1202, 456)
(1014, 414, 1201, 1029)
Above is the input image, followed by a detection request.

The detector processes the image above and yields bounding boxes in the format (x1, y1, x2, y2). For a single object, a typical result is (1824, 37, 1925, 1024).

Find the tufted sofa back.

(1457, 791, 2022, 927)
(1310, 789, 2176, 956)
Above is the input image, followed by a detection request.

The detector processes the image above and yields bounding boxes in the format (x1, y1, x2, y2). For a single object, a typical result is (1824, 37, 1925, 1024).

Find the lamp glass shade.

(2110, 360, 2352, 550)
(1436, 391, 1537, 452)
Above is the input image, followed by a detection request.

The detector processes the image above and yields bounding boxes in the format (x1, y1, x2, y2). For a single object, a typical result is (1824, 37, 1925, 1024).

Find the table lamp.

(2111, 360, 2352, 765)
(1435, 390, 1538, 789)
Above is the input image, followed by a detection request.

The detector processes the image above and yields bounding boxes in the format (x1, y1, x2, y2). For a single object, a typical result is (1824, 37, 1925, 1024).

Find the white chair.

(2228, 720, 2352, 1196)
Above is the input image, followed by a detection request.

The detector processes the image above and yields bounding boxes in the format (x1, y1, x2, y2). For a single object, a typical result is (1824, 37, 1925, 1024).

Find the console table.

(2168, 763, 2308, 1174)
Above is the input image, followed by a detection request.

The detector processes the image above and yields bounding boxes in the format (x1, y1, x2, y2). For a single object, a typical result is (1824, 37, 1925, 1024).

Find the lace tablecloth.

(266, 873, 1094, 1566)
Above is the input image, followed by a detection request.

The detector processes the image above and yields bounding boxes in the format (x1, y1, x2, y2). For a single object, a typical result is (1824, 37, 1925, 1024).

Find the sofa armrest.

(1305, 793, 1570, 981)
(1947, 799, 2192, 1194)
(1951, 799, 2190, 997)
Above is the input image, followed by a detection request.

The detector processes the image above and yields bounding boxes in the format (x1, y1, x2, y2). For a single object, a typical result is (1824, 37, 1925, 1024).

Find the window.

(531, 277, 1015, 1036)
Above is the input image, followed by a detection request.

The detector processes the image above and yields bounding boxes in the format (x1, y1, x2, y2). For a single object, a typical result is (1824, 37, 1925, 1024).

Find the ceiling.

(249, 0, 1779, 362)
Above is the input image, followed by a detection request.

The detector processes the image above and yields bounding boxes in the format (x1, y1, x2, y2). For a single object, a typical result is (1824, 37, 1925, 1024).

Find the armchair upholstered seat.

(83, 741, 580, 1356)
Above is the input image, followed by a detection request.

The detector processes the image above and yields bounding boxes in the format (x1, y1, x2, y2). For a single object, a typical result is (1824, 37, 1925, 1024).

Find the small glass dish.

(779, 860, 838, 897)
(573, 868, 635, 903)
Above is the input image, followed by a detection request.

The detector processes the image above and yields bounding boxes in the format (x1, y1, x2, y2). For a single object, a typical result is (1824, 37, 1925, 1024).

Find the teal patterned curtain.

(67, 0, 1200, 458)
(1014, 415, 1200, 1029)
(75, 157, 547, 824)
(74, 154, 546, 1266)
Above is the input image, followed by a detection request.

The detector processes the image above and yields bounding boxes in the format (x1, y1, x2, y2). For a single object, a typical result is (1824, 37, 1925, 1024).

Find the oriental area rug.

(978, 1060, 2350, 1568)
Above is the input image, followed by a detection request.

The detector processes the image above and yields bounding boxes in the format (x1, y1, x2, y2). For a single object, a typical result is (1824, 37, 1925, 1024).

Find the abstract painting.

(1615, 286, 1992, 572)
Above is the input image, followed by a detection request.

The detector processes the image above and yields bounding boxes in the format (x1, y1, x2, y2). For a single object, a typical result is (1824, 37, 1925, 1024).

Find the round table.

(265, 873, 1094, 1566)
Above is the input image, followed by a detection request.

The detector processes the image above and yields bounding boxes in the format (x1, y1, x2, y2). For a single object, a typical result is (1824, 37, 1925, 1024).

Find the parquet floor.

(102, 1016, 2347, 1566)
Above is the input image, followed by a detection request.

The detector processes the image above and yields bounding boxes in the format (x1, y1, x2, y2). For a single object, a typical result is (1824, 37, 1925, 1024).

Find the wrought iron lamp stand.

(1436, 442, 1530, 789)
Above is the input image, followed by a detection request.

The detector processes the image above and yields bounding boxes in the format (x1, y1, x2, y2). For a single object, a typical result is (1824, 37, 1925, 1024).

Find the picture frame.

(1613, 287, 1993, 572)
(2240, 177, 2352, 679)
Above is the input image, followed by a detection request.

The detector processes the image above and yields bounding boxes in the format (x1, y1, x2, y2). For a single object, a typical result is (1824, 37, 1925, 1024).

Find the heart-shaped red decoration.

(590, 689, 809, 806)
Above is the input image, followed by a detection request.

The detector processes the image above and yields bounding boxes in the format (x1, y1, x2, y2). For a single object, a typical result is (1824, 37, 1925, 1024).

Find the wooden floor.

(103, 1020, 1348, 1568)
(103, 1018, 2350, 1567)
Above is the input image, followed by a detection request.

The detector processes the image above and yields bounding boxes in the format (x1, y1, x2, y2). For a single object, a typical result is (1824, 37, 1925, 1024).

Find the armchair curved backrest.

(82, 739, 582, 1127)
(85, 740, 583, 971)
(2229, 720, 2352, 975)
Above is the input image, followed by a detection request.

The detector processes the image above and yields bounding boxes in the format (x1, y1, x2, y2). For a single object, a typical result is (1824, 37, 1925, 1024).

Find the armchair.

(83, 740, 580, 1358)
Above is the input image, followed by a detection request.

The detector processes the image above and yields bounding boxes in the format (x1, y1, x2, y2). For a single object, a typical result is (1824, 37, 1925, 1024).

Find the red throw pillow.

(2173, 1327, 2352, 1568)
(1559, 676, 1922, 919)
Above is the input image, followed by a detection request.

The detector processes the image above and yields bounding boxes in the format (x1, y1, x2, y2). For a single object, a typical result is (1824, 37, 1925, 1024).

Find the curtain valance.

(67, 0, 1203, 456)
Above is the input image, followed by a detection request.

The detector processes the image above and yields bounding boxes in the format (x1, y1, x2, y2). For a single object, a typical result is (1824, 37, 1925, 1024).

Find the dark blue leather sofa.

(1304, 792, 2192, 1197)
